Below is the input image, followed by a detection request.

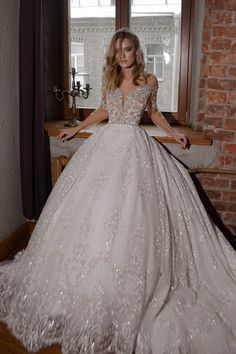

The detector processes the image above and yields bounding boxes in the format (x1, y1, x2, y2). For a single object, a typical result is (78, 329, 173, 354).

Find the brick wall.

(197, 0, 236, 234)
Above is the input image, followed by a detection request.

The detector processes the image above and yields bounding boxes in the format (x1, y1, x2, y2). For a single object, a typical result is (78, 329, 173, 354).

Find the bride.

(0, 28, 236, 354)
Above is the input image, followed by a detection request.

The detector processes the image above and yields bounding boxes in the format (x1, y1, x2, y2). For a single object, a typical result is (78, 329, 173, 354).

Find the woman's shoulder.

(146, 73, 158, 88)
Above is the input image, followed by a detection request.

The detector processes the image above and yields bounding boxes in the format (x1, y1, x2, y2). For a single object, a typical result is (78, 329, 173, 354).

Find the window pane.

(70, 0, 115, 108)
(131, 0, 182, 112)
(71, 42, 84, 54)
(146, 44, 163, 56)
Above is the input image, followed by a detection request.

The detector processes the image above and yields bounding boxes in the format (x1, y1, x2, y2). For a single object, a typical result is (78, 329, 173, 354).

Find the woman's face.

(115, 38, 137, 69)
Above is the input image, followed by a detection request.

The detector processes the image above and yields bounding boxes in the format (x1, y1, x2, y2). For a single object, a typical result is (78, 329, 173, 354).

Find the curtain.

(19, 0, 51, 220)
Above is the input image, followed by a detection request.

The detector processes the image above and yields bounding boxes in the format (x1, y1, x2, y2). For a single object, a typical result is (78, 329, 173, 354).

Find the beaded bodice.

(100, 83, 158, 126)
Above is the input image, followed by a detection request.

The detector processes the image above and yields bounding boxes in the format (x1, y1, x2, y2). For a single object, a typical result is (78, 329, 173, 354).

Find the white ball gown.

(0, 83, 236, 354)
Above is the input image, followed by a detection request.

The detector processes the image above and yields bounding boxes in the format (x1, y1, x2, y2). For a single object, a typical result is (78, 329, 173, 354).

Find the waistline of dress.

(107, 122, 140, 128)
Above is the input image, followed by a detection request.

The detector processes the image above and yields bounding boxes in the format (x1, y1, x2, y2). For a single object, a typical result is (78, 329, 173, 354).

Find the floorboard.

(0, 320, 62, 353)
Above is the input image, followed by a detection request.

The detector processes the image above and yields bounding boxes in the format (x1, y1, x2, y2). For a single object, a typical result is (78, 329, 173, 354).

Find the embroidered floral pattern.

(0, 82, 236, 354)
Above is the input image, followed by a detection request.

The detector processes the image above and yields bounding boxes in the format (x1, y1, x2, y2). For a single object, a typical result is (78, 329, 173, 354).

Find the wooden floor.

(0, 320, 61, 354)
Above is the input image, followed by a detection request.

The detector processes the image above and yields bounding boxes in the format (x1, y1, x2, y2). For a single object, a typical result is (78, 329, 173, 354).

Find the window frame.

(70, 42, 86, 85)
(145, 44, 165, 81)
(62, 0, 194, 124)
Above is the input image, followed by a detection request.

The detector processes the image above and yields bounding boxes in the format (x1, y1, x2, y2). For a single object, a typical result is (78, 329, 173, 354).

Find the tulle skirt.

(1, 123, 236, 354)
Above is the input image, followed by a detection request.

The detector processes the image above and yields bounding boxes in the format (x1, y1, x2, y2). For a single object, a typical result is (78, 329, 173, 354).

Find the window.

(63, 0, 194, 123)
(68, 0, 116, 111)
(71, 42, 86, 85)
(145, 45, 164, 81)
(71, 0, 115, 6)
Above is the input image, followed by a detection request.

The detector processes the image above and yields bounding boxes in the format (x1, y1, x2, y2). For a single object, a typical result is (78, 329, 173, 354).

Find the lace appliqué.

(146, 81, 159, 113)
(1, 75, 236, 354)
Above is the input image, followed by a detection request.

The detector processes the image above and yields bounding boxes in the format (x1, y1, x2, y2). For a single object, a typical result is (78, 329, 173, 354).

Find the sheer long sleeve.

(99, 88, 108, 111)
(146, 80, 159, 113)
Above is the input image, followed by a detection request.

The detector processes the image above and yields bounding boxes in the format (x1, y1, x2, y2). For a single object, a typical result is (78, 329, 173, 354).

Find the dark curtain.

(19, 0, 52, 220)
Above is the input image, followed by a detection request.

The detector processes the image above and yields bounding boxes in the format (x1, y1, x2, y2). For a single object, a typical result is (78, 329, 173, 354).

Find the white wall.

(0, 0, 25, 241)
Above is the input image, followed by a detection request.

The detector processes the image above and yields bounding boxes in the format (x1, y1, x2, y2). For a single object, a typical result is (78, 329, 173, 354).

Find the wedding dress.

(0, 83, 236, 354)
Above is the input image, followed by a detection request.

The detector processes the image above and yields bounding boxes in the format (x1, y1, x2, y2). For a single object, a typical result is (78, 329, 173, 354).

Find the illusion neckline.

(117, 83, 151, 108)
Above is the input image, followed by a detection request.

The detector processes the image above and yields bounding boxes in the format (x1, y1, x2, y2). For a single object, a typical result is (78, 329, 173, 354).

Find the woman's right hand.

(57, 127, 80, 142)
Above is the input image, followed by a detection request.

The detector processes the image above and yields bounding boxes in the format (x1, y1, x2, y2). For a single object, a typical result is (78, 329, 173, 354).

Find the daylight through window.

(68, 0, 192, 121)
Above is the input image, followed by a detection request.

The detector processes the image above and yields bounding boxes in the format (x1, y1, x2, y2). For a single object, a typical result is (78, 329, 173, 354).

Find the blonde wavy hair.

(102, 28, 147, 92)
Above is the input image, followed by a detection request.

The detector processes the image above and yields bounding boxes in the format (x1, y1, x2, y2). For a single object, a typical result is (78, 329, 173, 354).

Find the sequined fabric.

(0, 84, 236, 354)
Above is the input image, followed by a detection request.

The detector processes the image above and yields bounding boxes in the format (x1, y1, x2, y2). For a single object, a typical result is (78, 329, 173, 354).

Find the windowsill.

(45, 120, 212, 146)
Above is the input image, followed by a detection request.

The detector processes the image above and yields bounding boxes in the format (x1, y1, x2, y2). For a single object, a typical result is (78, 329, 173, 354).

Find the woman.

(0, 28, 236, 354)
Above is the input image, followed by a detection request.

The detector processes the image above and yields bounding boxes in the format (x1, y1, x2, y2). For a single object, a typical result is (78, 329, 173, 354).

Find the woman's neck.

(122, 67, 134, 81)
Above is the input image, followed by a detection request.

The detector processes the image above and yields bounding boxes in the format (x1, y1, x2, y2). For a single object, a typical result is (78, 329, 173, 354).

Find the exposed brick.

(198, 100, 205, 112)
(213, 201, 236, 213)
(221, 212, 236, 226)
(223, 191, 236, 201)
(202, 31, 211, 42)
(210, 52, 236, 64)
(222, 174, 235, 178)
(231, 180, 236, 189)
(207, 91, 227, 104)
(213, 10, 234, 24)
(223, 144, 236, 154)
(205, 0, 216, 7)
(199, 88, 206, 99)
(211, 38, 231, 50)
(198, 176, 230, 189)
(206, 190, 222, 200)
(221, 212, 236, 235)
(206, 105, 227, 117)
(199, 78, 206, 88)
(201, 66, 209, 77)
(197, 113, 205, 122)
(204, 17, 212, 29)
(225, 224, 236, 234)
(232, 41, 236, 51)
(213, 25, 236, 37)
(208, 65, 227, 77)
(215, 0, 236, 11)
(218, 173, 234, 179)
(230, 66, 236, 76)
(202, 43, 209, 53)
(224, 155, 236, 167)
(208, 78, 235, 91)
(225, 155, 236, 166)
(228, 94, 236, 105)
(198, 97, 206, 108)
(219, 155, 236, 168)
(195, 122, 204, 130)
(224, 119, 236, 130)
(201, 53, 208, 65)
(204, 117, 223, 128)
(227, 106, 236, 118)
(218, 155, 226, 166)
(220, 173, 236, 179)
(204, 129, 234, 142)
(204, 7, 211, 17)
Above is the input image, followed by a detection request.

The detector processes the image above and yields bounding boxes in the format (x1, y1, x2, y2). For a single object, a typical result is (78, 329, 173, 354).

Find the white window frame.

(70, 42, 85, 85)
(145, 45, 164, 81)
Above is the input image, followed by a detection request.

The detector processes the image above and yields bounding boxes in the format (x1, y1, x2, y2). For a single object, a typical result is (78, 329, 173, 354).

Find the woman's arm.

(57, 107, 108, 142)
(149, 111, 188, 150)
(147, 75, 189, 150)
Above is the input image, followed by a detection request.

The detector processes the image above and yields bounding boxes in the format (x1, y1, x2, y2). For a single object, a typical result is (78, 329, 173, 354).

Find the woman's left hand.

(172, 131, 190, 150)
